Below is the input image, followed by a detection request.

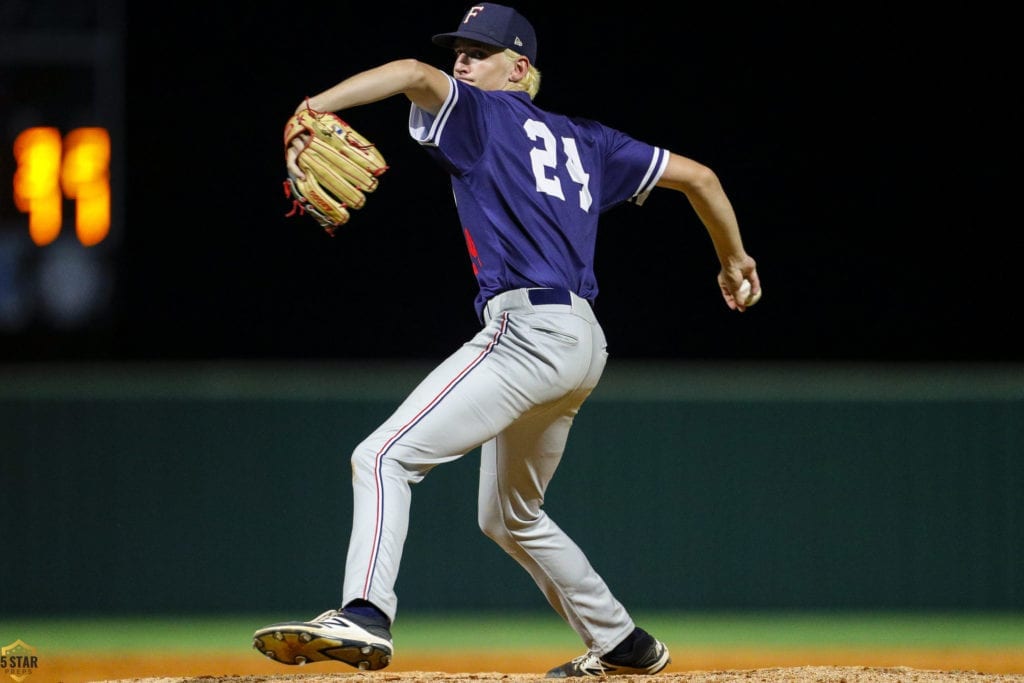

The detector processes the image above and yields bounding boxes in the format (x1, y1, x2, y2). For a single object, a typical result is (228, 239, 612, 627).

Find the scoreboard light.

(1, 15, 123, 334)
(61, 127, 111, 247)
(11, 126, 111, 247)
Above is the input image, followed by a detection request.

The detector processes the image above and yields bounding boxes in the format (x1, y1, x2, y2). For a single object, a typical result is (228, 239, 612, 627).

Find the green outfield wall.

(1, 361, 1022, 616)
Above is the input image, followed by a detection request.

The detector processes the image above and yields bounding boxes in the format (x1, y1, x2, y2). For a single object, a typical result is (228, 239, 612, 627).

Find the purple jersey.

(410, 74, 669, 318)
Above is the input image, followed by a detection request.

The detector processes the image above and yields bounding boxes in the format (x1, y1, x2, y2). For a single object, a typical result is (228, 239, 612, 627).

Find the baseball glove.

(282, 106, 388, 235)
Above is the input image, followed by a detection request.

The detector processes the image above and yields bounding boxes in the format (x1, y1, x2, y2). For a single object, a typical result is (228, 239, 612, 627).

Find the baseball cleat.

(545, 629, 670, 677)
(252, 608, 393, 670)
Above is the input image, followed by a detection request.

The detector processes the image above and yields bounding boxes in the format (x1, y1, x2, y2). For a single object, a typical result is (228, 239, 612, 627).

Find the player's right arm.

(656, 152, 761, 311)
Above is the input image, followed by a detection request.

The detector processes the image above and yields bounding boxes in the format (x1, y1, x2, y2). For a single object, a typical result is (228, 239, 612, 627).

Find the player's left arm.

(656, 152, 761, 311)
(287, 60, 452, 181)
(301, 60, 450, 116)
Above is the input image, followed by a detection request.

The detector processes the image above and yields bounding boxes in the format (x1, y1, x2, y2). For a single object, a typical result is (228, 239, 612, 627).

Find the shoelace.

(572, 652, 612, 675)
(309, 608, 392, 642)
(311, 609, 344, 623)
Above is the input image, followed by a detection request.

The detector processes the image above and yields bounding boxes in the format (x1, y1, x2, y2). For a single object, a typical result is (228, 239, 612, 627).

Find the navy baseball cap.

(432, 3, 537, 64)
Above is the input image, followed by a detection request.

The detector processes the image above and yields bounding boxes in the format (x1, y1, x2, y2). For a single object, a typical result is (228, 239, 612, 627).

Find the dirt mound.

(96, 666, 1024, 683)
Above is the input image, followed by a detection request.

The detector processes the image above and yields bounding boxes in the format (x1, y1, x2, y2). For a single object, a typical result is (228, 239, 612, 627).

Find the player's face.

(451, 39, 512, 91)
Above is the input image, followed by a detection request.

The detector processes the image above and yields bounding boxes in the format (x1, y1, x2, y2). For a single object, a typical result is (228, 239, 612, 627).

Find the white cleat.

(252, 609, 393, 670)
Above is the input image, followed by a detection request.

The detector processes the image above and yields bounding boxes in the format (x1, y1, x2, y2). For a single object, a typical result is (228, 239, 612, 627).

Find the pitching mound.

(96, 666, 1024, 683)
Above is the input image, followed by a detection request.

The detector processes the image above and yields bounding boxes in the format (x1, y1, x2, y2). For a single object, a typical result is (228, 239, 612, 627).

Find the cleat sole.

(252, 629, 392, 670)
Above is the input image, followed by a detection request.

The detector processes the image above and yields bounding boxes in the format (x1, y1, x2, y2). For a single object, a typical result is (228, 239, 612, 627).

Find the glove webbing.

(283, 178, 349, 235)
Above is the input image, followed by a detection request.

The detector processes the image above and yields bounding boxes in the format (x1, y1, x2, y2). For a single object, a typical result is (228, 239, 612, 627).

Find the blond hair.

(503, 48, 541, 99)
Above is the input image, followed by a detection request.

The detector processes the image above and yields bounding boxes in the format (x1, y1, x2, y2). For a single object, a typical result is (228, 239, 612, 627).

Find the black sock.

(343, 599, 391, 627)
(604, 627, 650, 662)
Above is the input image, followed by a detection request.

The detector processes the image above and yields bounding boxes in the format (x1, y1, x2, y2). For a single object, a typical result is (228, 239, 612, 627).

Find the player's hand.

(285, 135, 309, 180)
(718, 264, 761, 312)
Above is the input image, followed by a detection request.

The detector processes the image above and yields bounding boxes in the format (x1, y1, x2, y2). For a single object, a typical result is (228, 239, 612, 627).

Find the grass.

(2, 611, 1024, 654)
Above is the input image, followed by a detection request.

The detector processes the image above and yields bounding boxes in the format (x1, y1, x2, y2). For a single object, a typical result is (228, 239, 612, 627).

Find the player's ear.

(509, 56, 529, 83)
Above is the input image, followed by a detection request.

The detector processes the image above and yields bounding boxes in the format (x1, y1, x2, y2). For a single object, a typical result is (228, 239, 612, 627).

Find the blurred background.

(0, 0, 1018, 363)
(2, 0, 1022, 649)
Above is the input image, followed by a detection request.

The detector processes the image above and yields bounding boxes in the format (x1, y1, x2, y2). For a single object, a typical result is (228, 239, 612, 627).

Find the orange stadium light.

(13, 127, 63, 246)
(61, 127, 112, 246)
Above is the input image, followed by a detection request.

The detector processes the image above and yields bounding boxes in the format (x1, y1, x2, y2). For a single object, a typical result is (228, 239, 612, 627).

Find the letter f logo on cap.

(463, 5, 486, 23)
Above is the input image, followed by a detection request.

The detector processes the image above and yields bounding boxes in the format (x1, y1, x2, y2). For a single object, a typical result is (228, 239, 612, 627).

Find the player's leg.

(478, 401, 636, 648)
(476, 310, 670, 677)
(478, 401, 670, 678)
(343, 309, 595, 620)
(254, 323, 522, 670)
(475, 313, 634, 652)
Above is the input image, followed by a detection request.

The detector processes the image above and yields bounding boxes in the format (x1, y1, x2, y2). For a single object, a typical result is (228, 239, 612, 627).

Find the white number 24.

(524, 119, 593, 212)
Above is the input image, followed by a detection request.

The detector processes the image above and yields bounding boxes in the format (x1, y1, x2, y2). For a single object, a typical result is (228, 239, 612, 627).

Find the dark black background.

(9, 2, 1020, 363)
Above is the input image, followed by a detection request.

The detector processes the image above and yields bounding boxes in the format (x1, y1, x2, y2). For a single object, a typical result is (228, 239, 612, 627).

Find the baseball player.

(253, 3, 761, 677)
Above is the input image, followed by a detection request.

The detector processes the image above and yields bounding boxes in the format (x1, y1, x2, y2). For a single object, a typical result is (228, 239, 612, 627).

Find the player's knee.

(350, 435, 433, 486)
(478, 505, 509, 545)
(350, 438, 379, 474)
(478, 503, 540, 547)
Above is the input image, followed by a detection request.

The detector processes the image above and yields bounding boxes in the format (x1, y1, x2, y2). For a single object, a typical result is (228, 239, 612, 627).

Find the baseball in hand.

(739, 279, 761, 306)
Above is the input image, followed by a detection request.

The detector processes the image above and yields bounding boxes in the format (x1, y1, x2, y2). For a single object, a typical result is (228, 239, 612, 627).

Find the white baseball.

(739, 279, 761, 306)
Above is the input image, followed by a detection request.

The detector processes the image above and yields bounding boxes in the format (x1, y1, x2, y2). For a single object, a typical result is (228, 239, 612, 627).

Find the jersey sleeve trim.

(408, 73, 459, 148)
(631, 147, 670, 206)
